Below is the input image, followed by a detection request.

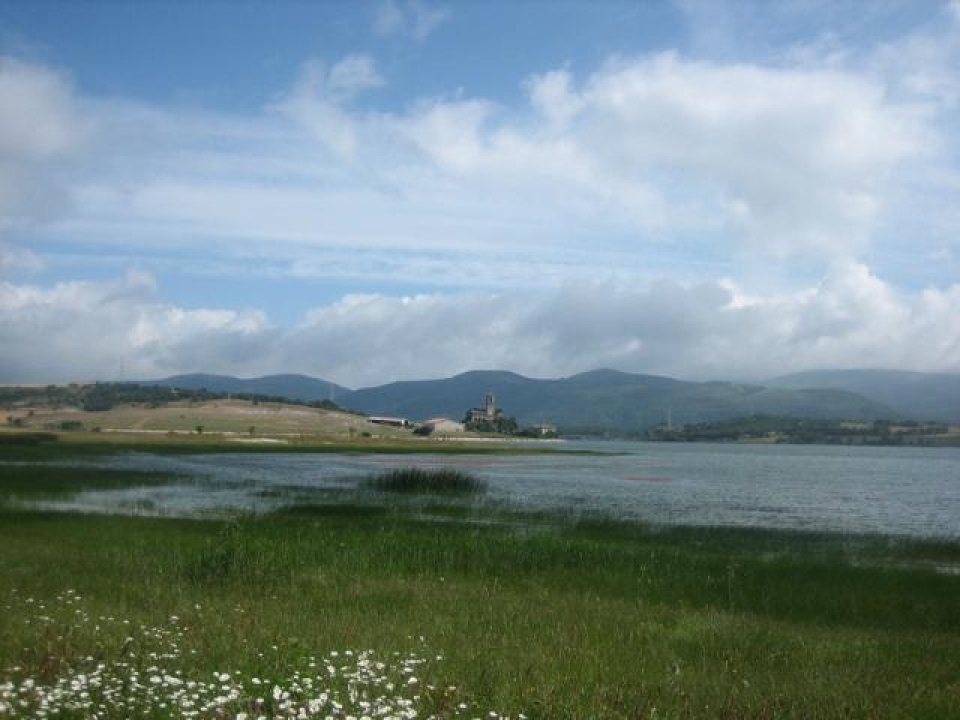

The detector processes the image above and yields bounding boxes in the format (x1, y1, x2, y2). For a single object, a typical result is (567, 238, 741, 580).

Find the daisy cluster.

(1, 591, 524, 720)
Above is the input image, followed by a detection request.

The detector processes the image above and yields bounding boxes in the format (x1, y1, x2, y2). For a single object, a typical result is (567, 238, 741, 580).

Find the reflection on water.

(13, 441, 960, 537)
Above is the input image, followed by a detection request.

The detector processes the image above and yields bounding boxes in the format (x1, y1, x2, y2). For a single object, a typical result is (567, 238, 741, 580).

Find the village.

(367, 393, 557, 438)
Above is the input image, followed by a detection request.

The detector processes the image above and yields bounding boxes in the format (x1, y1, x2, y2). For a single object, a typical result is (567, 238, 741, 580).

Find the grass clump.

(366, 467, 487, 496)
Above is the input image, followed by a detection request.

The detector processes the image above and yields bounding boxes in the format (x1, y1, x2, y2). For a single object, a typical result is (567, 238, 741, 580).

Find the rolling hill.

(766, 370, 960, 423)
(343, 369, 894, 432)
(140, 368, 951, 434)
(148, 373, 351, 404)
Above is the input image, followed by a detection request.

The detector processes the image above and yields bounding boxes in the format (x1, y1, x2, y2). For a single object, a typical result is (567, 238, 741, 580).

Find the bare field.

(3, 399, 413, 440)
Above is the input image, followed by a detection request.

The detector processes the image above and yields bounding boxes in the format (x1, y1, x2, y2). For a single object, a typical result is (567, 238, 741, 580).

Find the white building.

(423, 417, 465, 433)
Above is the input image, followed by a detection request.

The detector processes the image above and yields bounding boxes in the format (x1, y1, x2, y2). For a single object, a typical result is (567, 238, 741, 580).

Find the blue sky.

(1, 0, 959, 387)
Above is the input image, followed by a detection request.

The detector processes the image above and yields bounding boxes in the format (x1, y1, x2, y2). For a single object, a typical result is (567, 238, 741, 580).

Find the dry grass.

(3, 400, 411, 441)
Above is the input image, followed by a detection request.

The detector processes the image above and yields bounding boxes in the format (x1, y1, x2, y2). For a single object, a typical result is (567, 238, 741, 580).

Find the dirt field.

(2, 399, 413, 440)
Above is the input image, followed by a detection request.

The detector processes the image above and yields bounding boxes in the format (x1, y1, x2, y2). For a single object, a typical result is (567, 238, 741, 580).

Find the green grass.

(0, 431, 583, 457)
(0, 460, 178, 501)
(1, 452, 959, 718)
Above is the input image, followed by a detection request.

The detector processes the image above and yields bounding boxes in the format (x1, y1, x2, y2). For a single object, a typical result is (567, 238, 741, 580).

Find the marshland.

(1, 436, 959, 718)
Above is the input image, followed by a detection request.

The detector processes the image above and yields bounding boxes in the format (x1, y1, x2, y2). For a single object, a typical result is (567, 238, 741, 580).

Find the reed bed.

(365, 467, 487, 495)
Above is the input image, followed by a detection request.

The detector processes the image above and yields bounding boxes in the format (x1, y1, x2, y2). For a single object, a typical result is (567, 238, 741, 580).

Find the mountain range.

(766, 370, 960, 425)
(151, 373, 351, 403)
(146, 368, 960, 432)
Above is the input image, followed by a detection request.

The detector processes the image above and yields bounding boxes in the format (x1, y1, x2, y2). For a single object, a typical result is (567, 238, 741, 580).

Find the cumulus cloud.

(392, 52, 928, 259)
(531, 54, 923, 257)
(290, 266, 960, 385)
(2, 268, 958, 386)
(0, 272, 270, 382)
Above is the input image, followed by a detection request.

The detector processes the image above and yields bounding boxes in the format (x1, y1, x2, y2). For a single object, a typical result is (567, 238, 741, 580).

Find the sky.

(1, 0, 959, 388)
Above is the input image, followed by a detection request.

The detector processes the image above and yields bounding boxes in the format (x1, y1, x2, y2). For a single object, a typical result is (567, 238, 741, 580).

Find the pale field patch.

(1, 400, 416, 440)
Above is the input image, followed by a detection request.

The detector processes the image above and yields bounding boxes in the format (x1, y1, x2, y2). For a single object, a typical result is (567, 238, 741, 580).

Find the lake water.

(23, 441, 960, 538)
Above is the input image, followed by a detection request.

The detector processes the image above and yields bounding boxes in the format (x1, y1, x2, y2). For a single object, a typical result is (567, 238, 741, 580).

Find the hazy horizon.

(30, 365, 953, 395)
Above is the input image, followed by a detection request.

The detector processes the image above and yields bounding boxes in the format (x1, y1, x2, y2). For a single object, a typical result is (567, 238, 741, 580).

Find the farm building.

(422, 417, 465, 433)
(368, 416, 411, 428)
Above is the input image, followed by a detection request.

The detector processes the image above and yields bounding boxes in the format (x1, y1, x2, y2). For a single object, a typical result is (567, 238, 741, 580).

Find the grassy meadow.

(1, 440, 959, 718)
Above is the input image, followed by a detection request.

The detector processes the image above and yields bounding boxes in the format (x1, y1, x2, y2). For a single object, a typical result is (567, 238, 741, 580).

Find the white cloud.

(0, 57, 85, 160)
(526, 69, 584, 129)
(0, 44, 937, 292)
(327, 55, 385, 96)
(271, 55, 383, 159)
(0, 272, 270, 382)
(374, 0, 449, 41)
(544, 53, 922, 257)
(394, 53, 928, 260)
(403, 98, 497, 172)
(2, 267, 958, 386)
(0, 57, 90, 228)
(870, 1, 960, 108)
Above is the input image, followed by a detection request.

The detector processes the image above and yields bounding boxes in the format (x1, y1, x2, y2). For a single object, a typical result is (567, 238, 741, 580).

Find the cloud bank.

(2, 265, 957, 386)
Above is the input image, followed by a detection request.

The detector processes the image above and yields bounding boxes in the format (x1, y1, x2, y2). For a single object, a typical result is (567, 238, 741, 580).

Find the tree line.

(0, 382, 346, 414)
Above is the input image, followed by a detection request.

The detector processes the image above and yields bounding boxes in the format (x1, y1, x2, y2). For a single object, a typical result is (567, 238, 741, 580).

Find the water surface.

(15, 441, 960, 537)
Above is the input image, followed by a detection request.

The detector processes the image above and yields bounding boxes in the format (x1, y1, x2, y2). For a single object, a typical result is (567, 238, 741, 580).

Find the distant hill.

(148, 373, 352, 404)
(345, 369, 894, 432)
(766, 370, 960, 424)
(143, 369, 906, 434)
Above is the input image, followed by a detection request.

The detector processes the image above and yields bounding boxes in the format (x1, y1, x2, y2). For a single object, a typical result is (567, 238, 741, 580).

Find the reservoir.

(23, 441, 960, 538)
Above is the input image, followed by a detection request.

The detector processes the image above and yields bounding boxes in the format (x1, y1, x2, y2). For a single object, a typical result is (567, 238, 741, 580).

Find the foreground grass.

(1, 457, 959, 718)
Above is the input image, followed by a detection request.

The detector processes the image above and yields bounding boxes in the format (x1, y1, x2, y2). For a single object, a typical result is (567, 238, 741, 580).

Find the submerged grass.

(0, 432, 585, 458)
(0, 462, 178, 500)
(1, 448, 959, 718)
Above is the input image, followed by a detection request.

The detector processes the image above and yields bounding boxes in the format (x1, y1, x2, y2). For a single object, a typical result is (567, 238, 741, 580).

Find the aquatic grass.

(365, 467, 487, 496)
(273, 502, 392, 518)
(0, 435, 578, 459)
(0, 433, 58, 446)
(0, 463, 179, 501)
(2, 459, 960, 717)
